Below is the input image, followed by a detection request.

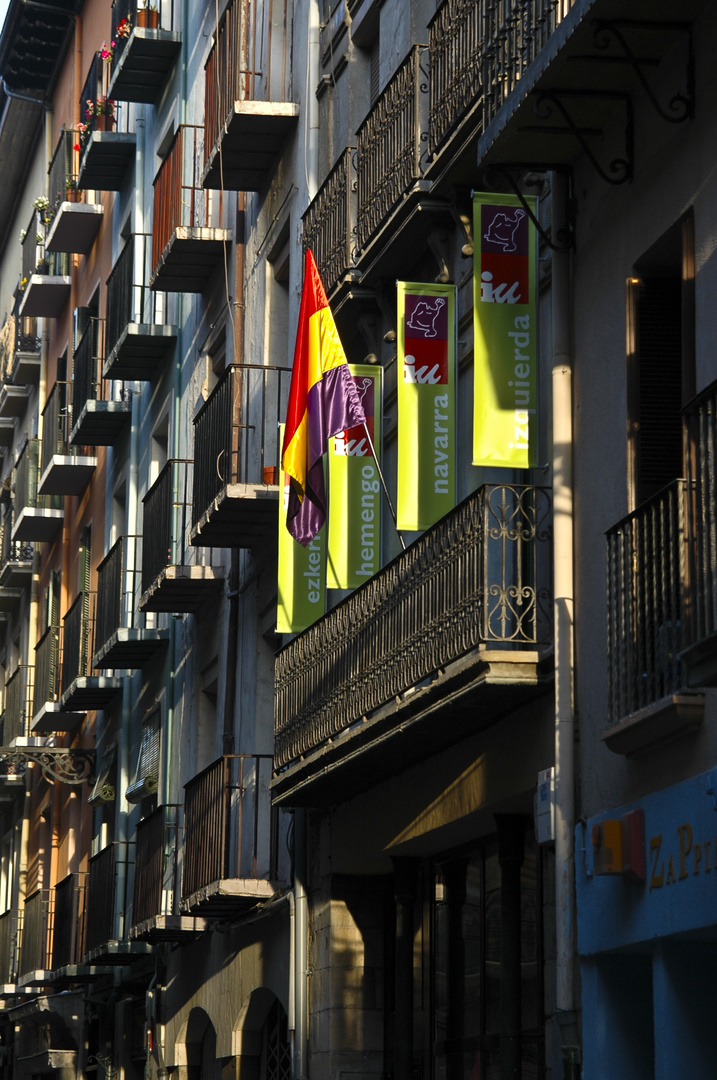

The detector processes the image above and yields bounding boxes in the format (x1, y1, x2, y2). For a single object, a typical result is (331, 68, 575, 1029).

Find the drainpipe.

(551, 170, 580, 1079)
(293, 810, 308, 1080)
(306, 0, 320, 200)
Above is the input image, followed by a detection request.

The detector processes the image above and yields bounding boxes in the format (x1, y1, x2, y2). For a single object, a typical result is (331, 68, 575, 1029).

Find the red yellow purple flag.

(282, 250, 367, 546)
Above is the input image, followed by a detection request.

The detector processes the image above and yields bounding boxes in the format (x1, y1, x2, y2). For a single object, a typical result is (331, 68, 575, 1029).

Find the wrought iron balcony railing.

(18, 888, 52, 976)
(85, 844, 117, 953)
(0, 504, 33, 579)
(133, 805, 182, 925)
(0, 908, 18, 984)
(62, 591, 95, 693)
(606, 479, 686, 724)
(3, 665, 34, 744)
(72, 318, 120, 424)
(142, 459, 192, 594)
(41, 381, 70, 476)
(152, 124, 221, 268)
(47, 128, 79, 219)
(52, 872, 86, 968)
(191, 364, 291, 526)
(275, 484, 552, 769)
(204, 0, 261, 156)
(33, 623, 60, 715)
(106, 234, 171, 364)
(684, 381, 717, 653)
(15, 437, 62, 520)
(428, 0, 483, 154)
(182, 755, 276, 899)
(356, 45, 427, 252)
(302, 148, 356, 296)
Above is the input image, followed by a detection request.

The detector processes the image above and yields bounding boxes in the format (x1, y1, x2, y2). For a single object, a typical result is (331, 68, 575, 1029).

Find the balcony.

(190, 365, 290, 548)
(83, 843, 151, 964)
(202, 0, 298, 190)
(273, 484, 553, 806)
(1, 303, 41, 389)
(77, 53, 136, 192)
(30, 623, 84, 735)
(180, 755, 277, 914)
(130, 805, 207, 942)
(107, 0, 181, 104)
(60, 592, 121, 712)
(92, 535, 167, 669)
(45, 129, 104, 255)
(18, 210, 71, 319)
(70, 319, 131, 446)
(38, 381, 96, 497)
(302, 148, 357, 299)
(139, 459, 225, 613)
(12, 437, 63, 543)
(17, 889, 52, 987)
(604, 480, 704, 756)
(104, 234, 177, 381)
(150, 125, 231, 293)
(2, 665, 34, 745)
(0, 504, 33, 589)
(0, 909, 19, 989)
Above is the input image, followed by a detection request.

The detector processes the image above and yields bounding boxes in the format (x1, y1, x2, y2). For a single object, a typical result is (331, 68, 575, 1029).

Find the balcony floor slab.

(70, 399, 131, 447)
(0, 587, 23, 613)
(45, 202, 104, 254)
(138, 564, 226, 613)
(108, 29, 182, 103)
(0, 384, 30, 418)
(190, 483, 280, 548)
(18, 275, 72, 319)
(202, 101, 299, 190)
(12, 351, 42, 385)
(149, 227, 232, 293)
(129, 914, 208, 943)
(83, 940, 153, 965)
(179, 877, 276, 917)
(17, 970, 53, 988)
(0, 558, 33, 589)
(103, 323, 178, 381)
(38, 454, 96, 497)
(92, 627, 169, 670)
(60, 676, 122, 712)
(48, 964, 115, 986)
(601, 692, 706, 757)
(12, 507, 63, 543)
(31, 702, 85, 735)
(77, 132, 136, 191)
(0, 418, 15, 447)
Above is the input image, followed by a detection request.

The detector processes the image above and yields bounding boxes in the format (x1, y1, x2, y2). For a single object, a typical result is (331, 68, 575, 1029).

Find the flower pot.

(263, 466, 279, 486)
(136, 7, 148, 26)
(66, 188, 78, 203)
(138, 8, 159, 28)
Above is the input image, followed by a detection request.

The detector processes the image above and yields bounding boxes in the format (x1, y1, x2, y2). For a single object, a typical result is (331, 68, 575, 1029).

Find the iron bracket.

(530, 89, 634, 186)
(0, 747, 96, 785)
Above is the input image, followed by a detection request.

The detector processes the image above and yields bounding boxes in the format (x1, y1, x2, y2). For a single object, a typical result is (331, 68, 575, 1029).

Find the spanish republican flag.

(282, 250, 366, 545)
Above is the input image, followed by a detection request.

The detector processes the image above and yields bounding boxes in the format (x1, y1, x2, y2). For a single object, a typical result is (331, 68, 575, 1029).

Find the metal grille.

(182, 755, 275, 898)
(606, 479, 686, 724)
(302, 148, 356, 295)
(684, 381, 717, 650)
(62, 591, 95, 693)
(133, 805, 182, 925)
(275, 484, 552, 768)
(356, 45, 427, 251)
(19, 889, 52, 975)
(3, 666, 34, 744)
(191, 365, 291, 528)
(33, 623, 60, 714)
(85, 845, 116, 952)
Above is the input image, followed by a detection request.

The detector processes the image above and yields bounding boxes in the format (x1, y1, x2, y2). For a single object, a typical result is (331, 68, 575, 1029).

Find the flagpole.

(362, 422, 406, 551)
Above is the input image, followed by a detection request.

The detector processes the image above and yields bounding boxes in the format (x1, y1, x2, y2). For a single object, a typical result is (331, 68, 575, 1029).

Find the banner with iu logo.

(397, 281, 456, 531)
(327, 365, 383, 590)
(277, 423, 326, 633)
(473, 192, 537, 469)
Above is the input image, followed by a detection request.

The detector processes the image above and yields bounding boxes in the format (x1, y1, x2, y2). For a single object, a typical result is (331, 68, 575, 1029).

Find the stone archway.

(233, 988, 291, 1080)
(184, 1006, 221, 1080)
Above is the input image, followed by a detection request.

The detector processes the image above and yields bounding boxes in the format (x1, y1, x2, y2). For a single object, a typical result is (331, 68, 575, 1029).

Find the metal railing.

(1, 504, 33, 573)
(72, 318, 120, 422)
(191, 365, 291, 528)
(0, 908, 18, 983)
(62, 591, 95, 693)
(141, 459, 194, 593)
(41, 381, 70, 477)
(110, 0, 177, 74)
(428, 0, 483, 153)
(606, 479, 687, 724)
(204, 0, 261, 163)
(3, 665, 34, 744)
(85, 844, 117, 952)
(47, 128, 80, 220)
(133, 805, 182, 924)
(356, 45, 427, 251)
(52, 873, 86, 968)
(152, 125, 222, 271)
(18, 889, 52, 976)
(95, 535, 144, 655)
(33, 623, 60, 715)
(302, 148, 356, 295)
(21, 209, 43, 285)
(15, 438, 62, 519)
(684, 381, 717, 651)
(182, 755, 275, 898)
(106, 234, 165, 356)
(275, 483, 552, 768)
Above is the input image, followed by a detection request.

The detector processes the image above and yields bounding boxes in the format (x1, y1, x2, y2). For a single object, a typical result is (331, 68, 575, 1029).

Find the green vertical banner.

(327, 365, 383, 589)
(277, 424, 326, 632)
(473, 192, 538, 468)
(397, 282, 456, 531)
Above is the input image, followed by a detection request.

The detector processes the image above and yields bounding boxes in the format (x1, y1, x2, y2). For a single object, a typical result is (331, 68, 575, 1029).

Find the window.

(126, 706, 161, 804)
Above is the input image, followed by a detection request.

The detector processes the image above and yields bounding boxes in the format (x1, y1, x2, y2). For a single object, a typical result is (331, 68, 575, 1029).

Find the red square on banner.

(402, 336, 448, 385)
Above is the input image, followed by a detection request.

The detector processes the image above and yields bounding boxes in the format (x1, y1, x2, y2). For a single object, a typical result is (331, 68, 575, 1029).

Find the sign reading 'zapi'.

(473, 193, 537, 469)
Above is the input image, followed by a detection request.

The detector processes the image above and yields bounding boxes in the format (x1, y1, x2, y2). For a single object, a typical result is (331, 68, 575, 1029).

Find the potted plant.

(137, 3, 159, 29)
(95, 97, 116, 131)
(65, 177, 78, 203)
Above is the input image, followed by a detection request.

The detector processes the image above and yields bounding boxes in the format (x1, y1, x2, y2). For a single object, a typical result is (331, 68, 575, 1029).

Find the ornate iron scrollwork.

(0, 747, 96, 785)
(532, 89, 634, 186)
